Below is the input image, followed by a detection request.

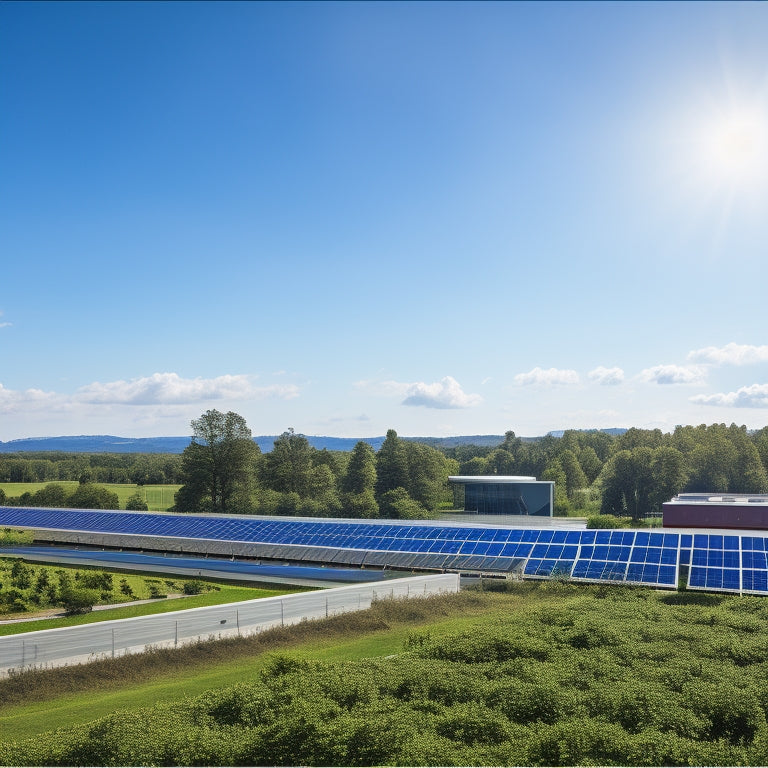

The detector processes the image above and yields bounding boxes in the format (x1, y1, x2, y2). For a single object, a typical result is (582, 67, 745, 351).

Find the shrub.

(586, 514, 631, 529)
(145, 580, 166, 599)
(10, 560, 33, 589)
(182, 580, 204, 595)
(125, 492, 149, 511)
(60, 587, 99, 614)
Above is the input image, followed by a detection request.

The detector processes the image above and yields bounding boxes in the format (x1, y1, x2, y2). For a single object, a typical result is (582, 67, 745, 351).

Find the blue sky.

(1, 1, 767, 441)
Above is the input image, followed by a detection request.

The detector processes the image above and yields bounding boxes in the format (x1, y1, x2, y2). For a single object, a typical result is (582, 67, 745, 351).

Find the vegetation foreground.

(3, 582, 768, 766)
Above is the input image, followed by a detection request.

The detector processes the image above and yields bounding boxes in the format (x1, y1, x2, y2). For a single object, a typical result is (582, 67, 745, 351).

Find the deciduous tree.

(176, 410, 258, 513)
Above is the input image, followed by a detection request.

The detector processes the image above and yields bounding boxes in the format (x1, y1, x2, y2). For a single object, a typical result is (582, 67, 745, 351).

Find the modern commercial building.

(448, 476, 554, 517)
(663, 493, 768, 531)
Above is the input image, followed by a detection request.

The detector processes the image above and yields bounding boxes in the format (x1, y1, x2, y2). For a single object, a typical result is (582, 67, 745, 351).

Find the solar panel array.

(5, 506, 768, 594)
(0, 506, 686, 589)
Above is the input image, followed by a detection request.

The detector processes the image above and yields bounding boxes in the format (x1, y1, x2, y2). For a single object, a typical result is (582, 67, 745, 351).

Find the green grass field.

(0, 483, 181, 511)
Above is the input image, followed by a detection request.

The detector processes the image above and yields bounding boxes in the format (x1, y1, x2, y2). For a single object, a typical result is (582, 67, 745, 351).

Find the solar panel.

(687, 533, 742, 594)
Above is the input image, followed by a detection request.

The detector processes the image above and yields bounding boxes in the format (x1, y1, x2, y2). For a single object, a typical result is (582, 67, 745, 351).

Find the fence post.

(236, 610, 240, 636)
(281, 600, 284, 627)
(112, 628, 115, 658)
(325, 597, 328, 618)
(175, 621, 178, 647)
(21, 639, 25, 667)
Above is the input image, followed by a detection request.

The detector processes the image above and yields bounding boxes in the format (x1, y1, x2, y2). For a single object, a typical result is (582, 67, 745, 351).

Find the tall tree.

(484, 448, 516, 476)
(753, 426, 768, 477)
(341, 441, 378, 497)
(578, 446, 603, 485)
(176, 410, 257, 513)
(404, 442, 457, 510)
(375, 429, 410, 500)
(649, 446, 688, 511)
(600, 447, 654, 521)
(559, 449, 589, 500)
(262, 429, 315, 497)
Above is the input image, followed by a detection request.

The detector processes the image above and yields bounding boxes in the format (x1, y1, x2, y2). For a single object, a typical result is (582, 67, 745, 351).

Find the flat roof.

(667, 494, 768, 506)
(448, 475, 544, 484)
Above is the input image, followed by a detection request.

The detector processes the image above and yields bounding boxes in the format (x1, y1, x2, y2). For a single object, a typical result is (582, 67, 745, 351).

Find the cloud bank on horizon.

(1, 2, 766, 440)
(1, 340, 765, 439)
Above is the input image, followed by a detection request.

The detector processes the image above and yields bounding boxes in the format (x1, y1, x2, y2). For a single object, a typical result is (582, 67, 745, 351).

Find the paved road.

(0, 573, 460, 675)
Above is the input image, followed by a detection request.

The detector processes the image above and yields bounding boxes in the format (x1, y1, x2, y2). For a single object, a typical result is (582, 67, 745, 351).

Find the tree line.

(2, 414, 766, 521)
(0, 452, 182, 486)
(173, 411, 457, 518)
(447, 423, 768, 520)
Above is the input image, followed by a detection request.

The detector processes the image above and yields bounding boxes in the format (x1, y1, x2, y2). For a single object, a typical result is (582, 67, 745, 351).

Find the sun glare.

(660, 82, 768, 246)
(694, 103, 768, 192)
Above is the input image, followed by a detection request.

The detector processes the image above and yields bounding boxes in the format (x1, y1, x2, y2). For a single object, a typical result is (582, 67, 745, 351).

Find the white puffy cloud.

(639, 364, 706, 385)
(401, 376, 482, 409)
(688, 343, 768, 366)
(514, 367, 580, 386)
(75, 373, 298, 405)
(354, 376, 481, 409)
(0, 383, 59, 413)
(691, 383, 768, 409)
(0, 310, 11, 329)
(588, 366, 625, 385)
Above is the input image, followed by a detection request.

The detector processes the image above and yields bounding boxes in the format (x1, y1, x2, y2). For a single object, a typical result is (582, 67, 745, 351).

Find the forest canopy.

(1, 417, 766, 520)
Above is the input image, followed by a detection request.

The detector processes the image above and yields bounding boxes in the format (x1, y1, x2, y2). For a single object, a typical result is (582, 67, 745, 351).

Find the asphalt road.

(0, 573, 460, 674)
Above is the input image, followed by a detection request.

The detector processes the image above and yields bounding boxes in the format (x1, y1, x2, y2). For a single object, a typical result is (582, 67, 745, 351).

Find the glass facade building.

(449, 476, 554, 516)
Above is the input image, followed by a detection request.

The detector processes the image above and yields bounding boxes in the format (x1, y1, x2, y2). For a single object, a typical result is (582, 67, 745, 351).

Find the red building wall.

(663, 503, 768, 531)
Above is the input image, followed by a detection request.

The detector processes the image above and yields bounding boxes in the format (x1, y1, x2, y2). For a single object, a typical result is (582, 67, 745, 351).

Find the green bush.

(125, 492, 149, 511)
(182, 580, 204, 595)
(60, 587, 99, 615)
(586, 514, 631, 529)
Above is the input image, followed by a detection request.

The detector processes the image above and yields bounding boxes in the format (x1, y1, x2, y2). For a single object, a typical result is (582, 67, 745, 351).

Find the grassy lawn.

(0, 481, 80, 497)
(108, 483, 180, 511)
(0, 483, 180, 511)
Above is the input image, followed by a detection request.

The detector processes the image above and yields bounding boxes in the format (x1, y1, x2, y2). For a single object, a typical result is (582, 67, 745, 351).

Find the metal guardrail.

(0, 573, 460, 676)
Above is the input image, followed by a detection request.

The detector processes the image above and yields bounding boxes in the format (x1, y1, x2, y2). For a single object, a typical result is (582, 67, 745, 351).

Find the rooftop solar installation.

(7, 505, 768, 596)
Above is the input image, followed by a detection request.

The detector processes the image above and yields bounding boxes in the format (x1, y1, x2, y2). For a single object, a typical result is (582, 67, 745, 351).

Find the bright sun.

(700, 109, 768, 185)
(694, 103, 768, 192)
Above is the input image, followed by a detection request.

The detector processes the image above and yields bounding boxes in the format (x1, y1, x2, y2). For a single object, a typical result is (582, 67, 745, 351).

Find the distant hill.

(0, 429, 627, 454)
(0, 435, 193, 454)
(547, 428, 627, 438)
